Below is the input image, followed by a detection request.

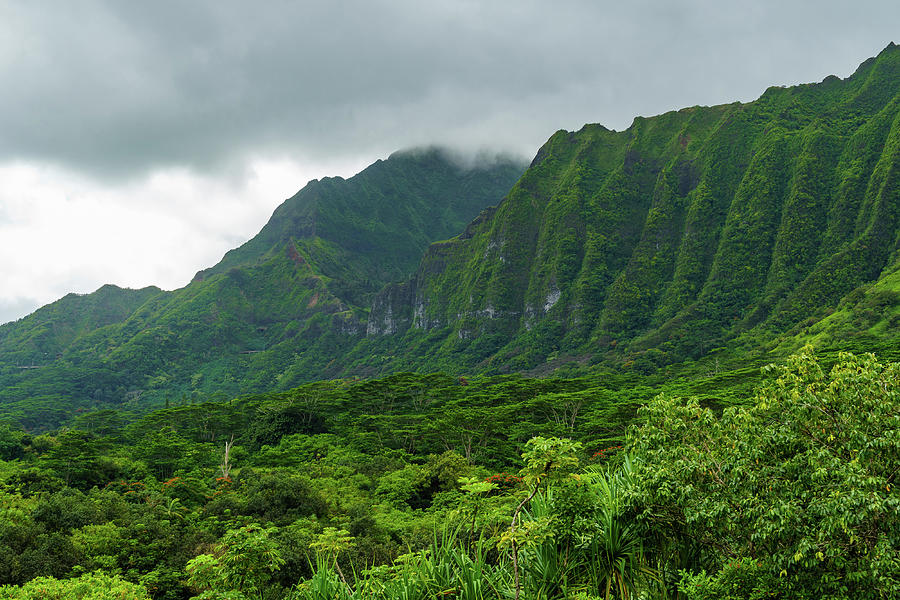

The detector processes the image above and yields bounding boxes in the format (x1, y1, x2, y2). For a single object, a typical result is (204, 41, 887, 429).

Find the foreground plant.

(579, 458, 656, 600)
(185, 524, 285, 600)
(0, 571, 151, 600)
(629, 349, 900, 599)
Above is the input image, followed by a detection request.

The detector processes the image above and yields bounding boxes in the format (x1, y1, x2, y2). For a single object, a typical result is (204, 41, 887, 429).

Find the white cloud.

(0, 155, 368, 323)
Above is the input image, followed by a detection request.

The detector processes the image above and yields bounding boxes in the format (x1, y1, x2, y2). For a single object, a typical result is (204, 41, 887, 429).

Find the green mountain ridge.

(3, 45, 900, 428)
(356, 43, 900, 373)
(0, 149, 526, 426)
(0, 285, 162, 366)
(195, 147, 525, 307)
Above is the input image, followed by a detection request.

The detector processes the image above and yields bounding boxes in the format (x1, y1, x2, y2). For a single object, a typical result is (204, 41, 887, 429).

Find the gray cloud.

(2, 1, 898, 180)
(0, 297, 41, 326)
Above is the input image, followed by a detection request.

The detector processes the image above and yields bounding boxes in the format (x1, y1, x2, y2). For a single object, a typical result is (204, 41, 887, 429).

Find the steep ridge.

(360, 44, 900, 374)
(0, 285, 164, 427)
(3, 46, 900, 428)
(0, 149, 525, 426)
(196, 147, 526, 307)
(0, 284, 162, 366)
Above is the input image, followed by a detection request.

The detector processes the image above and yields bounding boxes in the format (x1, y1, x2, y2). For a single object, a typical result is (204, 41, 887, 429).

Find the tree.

(185, 524, 285, 600)
(628, 350, 900, 599)
(135, 428, 190, 480)
(499, 436, 581, 600)
(0, 424, 25, 461)
(0, 572, 150, 599)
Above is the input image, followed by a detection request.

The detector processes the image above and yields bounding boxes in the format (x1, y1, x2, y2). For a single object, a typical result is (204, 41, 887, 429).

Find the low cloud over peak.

(2, 1, 895, 180)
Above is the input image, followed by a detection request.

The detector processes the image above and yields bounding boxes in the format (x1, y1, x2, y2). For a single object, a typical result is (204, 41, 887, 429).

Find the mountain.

(195, 147, 528, 307)
(355, 43, 900, 373)
(0, 285, 163, 427)
(0, 149, 526, 427)
(0, 284, 161, 365)
(3, 45, 900, 429)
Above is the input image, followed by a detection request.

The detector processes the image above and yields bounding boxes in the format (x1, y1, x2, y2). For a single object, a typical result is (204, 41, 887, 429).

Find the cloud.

(2, 1, 896, 180)
(0, 156, 369, 324)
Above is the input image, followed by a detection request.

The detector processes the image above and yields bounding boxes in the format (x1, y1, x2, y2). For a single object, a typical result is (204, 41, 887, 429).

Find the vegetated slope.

(775, 253, 900, 360)
(0, 285, 162, 363)
(0, 149, 525, 427)
(196, 147, 526, 307)
(0, 285, 164, 428)
(357, 43, 900, 374)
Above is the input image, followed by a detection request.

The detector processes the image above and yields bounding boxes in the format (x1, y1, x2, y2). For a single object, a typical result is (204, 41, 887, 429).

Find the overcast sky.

(1, 1, 898, 324)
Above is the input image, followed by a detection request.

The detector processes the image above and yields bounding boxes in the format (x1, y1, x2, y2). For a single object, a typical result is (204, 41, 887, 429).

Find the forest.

(0, 349, 897, 599)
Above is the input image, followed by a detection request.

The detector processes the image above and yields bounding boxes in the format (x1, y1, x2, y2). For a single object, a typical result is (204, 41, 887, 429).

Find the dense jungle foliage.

(0, 349, 896, 599)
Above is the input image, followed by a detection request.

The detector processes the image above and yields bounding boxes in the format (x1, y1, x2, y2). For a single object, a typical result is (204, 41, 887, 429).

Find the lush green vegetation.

(5, 48, 900, 425)
(2, 46, 900, 600)
(363, 43, 900, 374)
(0, 149, 524, 427)
(0, 350, 896, 598)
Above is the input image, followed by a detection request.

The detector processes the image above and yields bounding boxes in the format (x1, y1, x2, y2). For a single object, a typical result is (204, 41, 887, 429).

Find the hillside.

(0, 149, 525, 426)
(0, 284, 162, 364)
(196, 147, 527, 307)
(356, 43, 900, 374)
(3, 45, 900, 428)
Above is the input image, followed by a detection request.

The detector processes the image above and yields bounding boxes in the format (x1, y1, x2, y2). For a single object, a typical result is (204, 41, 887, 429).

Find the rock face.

(367, 281, 415, 336)
(361, 44, 900, 372)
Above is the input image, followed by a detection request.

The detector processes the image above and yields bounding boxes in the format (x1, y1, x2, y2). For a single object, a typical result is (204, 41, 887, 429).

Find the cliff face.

(364, 44, 900, 372)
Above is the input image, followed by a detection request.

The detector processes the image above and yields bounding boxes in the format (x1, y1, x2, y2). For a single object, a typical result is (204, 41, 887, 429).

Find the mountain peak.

(195, 148, 525, 284)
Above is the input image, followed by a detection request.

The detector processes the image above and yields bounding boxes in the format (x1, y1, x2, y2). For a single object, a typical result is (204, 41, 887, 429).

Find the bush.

(0, 571, 150, 599)
(629, 349, 900, 599)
